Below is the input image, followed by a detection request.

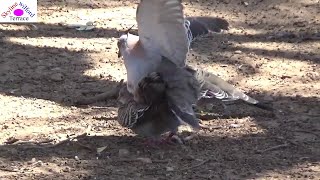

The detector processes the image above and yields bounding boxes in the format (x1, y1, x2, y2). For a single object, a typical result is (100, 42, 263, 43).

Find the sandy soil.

(0, 0, 319, 179)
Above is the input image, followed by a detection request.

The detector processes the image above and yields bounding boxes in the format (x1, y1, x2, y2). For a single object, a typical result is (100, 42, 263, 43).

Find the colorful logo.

(0, 1, 37, 23)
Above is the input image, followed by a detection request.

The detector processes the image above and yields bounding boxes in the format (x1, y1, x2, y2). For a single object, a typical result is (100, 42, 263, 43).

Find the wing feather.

(136, 0, 189, 67)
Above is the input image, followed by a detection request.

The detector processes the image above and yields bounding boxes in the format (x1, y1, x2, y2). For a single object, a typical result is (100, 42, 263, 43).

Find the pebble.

(136, 157, 152, 164)
(118, 149, 130, 158)
(229, 124, 241, 128)
(34, 161, 43, 167)
(166, 166, 174, 172)
(27, 158, 37, 165)
(263, 95, 274, 101)
(50, 73, 64, 82)
(234, 50, 242, 54)
(242, 1, 249, 6)
(62, 167, 71, 172)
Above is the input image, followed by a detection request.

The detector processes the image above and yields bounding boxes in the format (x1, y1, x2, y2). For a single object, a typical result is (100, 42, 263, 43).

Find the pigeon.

(117, 0, 210, 134)
(117, 71, 193, 142)
(117, 0, 229, 95)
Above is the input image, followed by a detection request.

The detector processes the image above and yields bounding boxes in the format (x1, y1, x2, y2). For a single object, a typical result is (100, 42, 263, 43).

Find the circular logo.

(13, 9, 24, 16)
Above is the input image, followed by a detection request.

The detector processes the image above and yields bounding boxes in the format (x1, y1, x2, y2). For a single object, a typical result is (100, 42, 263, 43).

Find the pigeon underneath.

(117, 71, 198, 144)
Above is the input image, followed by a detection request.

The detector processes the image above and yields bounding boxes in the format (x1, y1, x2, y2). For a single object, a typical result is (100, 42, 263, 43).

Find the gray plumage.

(154, 58, 200, 129)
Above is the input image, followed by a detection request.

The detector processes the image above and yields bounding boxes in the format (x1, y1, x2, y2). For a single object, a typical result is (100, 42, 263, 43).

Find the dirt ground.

(0, 0, 319, 179)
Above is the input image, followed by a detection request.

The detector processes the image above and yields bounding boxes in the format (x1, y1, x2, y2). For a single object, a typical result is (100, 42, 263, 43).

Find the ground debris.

(75, 79, 124, 105)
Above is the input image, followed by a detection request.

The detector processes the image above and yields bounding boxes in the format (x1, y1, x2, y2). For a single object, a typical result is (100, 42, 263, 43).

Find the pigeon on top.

(117, 0, 229, 95)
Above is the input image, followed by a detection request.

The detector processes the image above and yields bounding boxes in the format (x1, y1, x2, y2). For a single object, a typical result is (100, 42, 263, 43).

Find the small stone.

(229, 124, 241, 128)
(166, 166, 174, 171)
(27, 158, 36, 165)
(118, 149, 130, 158)
(2, 125, 9, 129)
(234, 50, 242, 54)
(242, 1, 249, 6)
(238, 64, 255, 74)
(34, 161, 43, 167)
(62, 167, 71, 172)
(50, 73, 64, 82)
(136, 157, 152, 164)
(51, 67, 62, 71)
(263, 95, 274, 101)
(75, 156, 80, 161)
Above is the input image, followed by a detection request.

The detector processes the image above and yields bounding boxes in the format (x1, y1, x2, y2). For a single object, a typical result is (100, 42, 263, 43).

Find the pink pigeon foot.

(143, 132, 180, 147)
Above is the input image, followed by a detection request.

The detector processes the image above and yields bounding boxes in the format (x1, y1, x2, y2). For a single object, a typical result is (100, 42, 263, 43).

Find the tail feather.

(186, 66, 273, 111)
(155, 57, 201, 130)
(170, 103, 200, 130)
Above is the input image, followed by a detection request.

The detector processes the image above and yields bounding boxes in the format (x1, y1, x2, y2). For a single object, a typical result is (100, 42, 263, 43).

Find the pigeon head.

(117, 34, 128, 58)
(117, 86, 132, 104)
(117, 25, 136, 58)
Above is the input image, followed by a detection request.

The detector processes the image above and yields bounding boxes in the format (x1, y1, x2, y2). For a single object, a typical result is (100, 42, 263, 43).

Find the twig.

(196, 113, 223, 120)
(81, 90, 104, 95)
(0, 167, 19, 172)
(4, 139, 54, 145)
(301, 36, 320, 41)
(256, 143, 290, 154)
(75, 79, 124, 105)
(180, 159, 210, 171)
(93, 116, 117, 121)
(117, 158, 170, 163)
(91, 106, 111, 109)
(152, 160, 170, 163)
(292, 130, 320, 137)
(117, 158, 142, 163)
(46, 132, 88, 148)
(74, 141, 95, 152)
(199, 124, 222, 130)
(4, 138, 19, 145)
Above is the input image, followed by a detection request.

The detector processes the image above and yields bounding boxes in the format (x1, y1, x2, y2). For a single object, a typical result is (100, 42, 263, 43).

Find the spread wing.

(136, 0, 189, 67)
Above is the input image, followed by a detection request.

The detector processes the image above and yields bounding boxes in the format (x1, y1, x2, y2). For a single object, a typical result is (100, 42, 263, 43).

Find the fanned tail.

(186, 66, 273, 111)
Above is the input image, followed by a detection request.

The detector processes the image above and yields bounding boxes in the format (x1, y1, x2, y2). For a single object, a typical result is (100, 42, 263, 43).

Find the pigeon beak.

(117, 49, 121, 58)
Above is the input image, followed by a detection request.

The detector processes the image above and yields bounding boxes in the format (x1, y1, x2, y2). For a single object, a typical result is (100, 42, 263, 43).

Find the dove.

(117, 71, 198, 144)
(117, 0, 229, 95)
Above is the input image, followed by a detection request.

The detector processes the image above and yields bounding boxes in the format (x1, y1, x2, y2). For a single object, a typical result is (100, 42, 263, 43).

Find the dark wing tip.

(251, 102, 274, 112)
(186, 16, 229, 38)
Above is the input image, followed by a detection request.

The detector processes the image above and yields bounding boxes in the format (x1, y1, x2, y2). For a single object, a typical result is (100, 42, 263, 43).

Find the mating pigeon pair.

(117, 71, 194, 141)
(116, 0, 271, 141)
